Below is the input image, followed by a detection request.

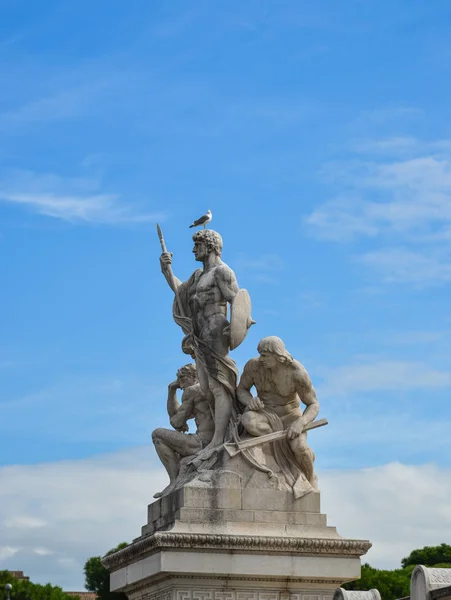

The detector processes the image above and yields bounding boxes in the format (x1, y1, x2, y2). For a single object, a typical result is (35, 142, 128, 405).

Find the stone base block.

(143, 470, 326, 538)
(104, 464, 371, 600)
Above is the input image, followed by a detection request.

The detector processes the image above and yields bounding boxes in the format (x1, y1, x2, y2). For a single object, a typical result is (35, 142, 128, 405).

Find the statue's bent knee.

(240, 411, 261, 436)
(152, 428, 164, 443)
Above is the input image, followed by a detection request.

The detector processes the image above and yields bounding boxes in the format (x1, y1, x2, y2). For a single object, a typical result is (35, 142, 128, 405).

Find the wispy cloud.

(321, 462, 451, 570)
(350, 137, 451, 157)
(0, 169, 164, 224)
(306, 135, 451, 285)
(318, 359, 451, 397)
(0, 448, 167, 588)
(386, 330, 451, 345)
(0, 374, 166, 445)
(235, 253, 284, 285)
(359, 247, 451, 284)
(310, 154, 451, 241)
(356, 106, 423, 125)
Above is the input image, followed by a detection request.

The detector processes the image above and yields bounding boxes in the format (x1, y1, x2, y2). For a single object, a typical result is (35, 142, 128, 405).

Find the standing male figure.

(152, 364, 214, 498)
(236, 336, 320, 496)
(160, 229, 251, 456)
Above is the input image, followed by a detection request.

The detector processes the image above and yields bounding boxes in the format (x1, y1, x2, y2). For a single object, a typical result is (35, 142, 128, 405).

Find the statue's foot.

(153, 482, 176, 499)
(196, 442, 219, 462)
(188, 443, 220, 468)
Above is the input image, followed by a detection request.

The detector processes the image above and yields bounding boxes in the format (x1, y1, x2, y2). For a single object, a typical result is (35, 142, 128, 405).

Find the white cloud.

(306, 136, 451, 285)
(321, 462, 451, 569)
(318, 359, 451, 397)
(0, 169, 164, 224)
(1, 450, 450, 588)
(359, 247, 451, 284)
(34, 547, 54, 556)
(310, 155, 451, 241)
(4, 516, 48, 529)
(0, 448, 167, 589)
(0, 547, 19, 560)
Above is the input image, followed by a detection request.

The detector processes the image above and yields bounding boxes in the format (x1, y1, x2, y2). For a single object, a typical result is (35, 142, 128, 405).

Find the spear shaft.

(156, 224, 185, 317)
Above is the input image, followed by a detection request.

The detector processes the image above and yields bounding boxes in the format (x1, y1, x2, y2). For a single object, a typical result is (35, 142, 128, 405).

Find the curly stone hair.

(176, 363, 197, 381)
(192, 229, 223, 257)
(257, 336, 293, 364)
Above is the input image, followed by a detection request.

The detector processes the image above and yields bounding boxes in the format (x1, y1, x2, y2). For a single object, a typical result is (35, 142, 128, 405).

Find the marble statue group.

(152, 221, 326, 500)
(103, 211, 371, 600)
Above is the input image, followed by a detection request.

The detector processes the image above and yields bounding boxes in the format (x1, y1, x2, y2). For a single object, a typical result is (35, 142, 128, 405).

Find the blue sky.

(1, 0, 451, 587)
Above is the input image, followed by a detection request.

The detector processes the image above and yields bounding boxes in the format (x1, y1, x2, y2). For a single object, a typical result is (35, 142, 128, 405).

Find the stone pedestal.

(104, 467, 371, 600)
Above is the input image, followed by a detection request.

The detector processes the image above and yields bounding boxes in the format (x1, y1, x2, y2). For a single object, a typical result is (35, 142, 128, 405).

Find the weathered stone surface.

(334, 589, 381, 600)
(155, 225, 326, 500)
(411, 566, 451, 600)
(241, 488, 320, 512)
(158, 227, 253, 472)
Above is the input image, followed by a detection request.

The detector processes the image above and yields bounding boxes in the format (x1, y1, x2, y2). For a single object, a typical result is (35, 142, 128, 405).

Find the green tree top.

(84, 542, 128, 600)
(0, 571, 79, 600)
(401, 544, 451, 569)
(344, 544, 451, 600)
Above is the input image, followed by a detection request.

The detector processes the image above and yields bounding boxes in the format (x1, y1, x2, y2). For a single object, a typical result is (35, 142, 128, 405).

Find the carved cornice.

(126, 574, 346, 597)
(102, 532, 372, 571)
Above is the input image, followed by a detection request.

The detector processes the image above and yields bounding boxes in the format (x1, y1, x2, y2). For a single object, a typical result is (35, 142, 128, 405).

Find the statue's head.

(257, 336, 293, 369)
(176, 363, 197, 389)
(192, 229, 223, 261)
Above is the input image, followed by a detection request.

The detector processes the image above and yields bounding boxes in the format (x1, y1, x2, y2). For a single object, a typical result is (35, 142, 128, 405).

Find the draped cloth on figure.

(172, 270, 240, 420)
(258, 409, 315, 499)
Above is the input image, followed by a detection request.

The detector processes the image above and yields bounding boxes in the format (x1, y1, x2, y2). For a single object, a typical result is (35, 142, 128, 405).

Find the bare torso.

(243, 358, 305, 418)
(189, 265, 232, 355)
(182, 384, 214, 442)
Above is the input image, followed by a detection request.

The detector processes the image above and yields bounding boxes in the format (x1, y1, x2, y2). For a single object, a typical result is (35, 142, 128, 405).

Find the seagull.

(189, 209, 212, 229)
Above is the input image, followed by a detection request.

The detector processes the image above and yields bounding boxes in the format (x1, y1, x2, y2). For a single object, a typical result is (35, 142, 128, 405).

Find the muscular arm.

(160, 252, 182, 293)
(167, 384, 181, 419)
(236, 360, 257, 407)
(216, 263, 239, 303)
(294, 365, 319, 425)
(170, 389, 195, 430)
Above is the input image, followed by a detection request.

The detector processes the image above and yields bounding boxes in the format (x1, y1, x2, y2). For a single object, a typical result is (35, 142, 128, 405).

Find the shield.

(229, 289, 254, 350)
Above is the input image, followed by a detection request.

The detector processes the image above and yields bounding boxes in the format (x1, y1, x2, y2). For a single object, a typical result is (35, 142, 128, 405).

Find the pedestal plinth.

(103, 468, 371, 600)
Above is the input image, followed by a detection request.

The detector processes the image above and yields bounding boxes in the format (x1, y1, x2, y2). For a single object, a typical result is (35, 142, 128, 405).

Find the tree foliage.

(0, 571, 78, 600)
(84, 542, 128, 600)
(343, 544, 451, 600)
(344, 564, 410, 600)
(401, 544, 451, 569)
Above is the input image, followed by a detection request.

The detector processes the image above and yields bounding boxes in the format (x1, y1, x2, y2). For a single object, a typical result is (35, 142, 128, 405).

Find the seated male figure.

(236, 336, 319, 488)
(152, 364, 214, 498)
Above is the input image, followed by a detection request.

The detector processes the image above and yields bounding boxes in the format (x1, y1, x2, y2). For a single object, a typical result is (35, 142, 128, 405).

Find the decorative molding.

(126, 574, 345, 596)
(427, 570, 451, 586)
(103, 533, 371, 571)
(135, 593, 348, 600)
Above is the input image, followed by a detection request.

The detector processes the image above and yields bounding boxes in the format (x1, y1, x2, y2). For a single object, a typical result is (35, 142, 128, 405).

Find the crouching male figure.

(152, 364, 214, 498)
(236, 336, 320, 495)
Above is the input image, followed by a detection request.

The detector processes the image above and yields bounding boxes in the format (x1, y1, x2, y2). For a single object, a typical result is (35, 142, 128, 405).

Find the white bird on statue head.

(189, 210, 212, 229)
